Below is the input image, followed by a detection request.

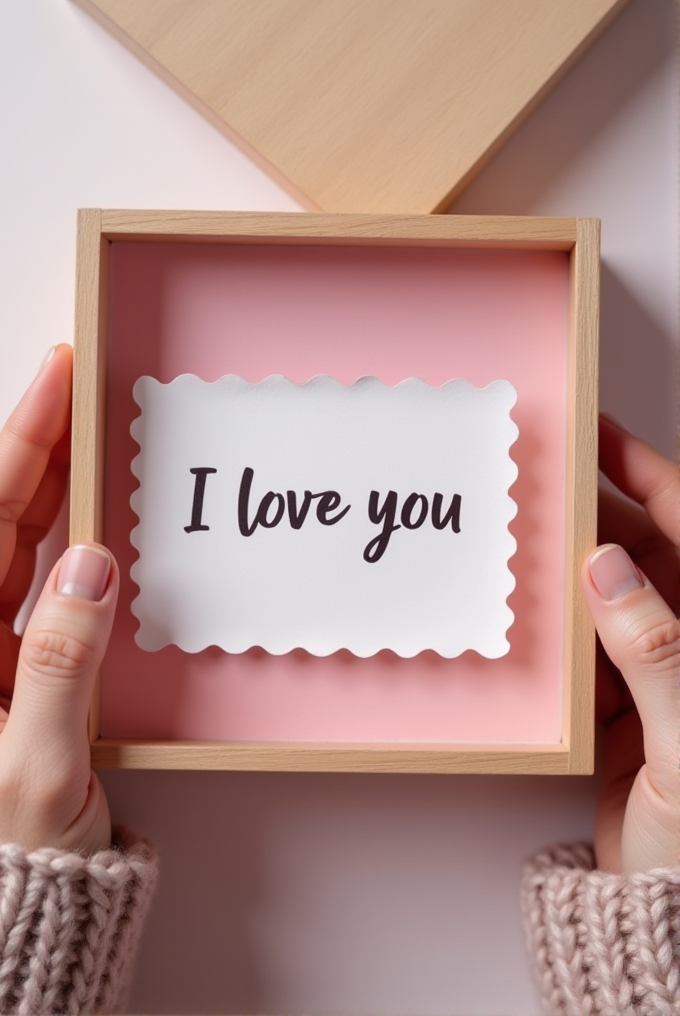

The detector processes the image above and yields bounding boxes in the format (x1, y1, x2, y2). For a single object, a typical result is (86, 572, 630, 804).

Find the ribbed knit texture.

(522, 843, 680, 1015)
(0, 826, 158, 1015)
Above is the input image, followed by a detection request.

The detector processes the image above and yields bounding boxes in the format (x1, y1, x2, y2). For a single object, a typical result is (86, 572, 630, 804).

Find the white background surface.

(0, 1, 677, 1013)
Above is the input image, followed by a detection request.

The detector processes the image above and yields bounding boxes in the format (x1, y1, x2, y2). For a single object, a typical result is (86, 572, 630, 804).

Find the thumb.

(1, 544, 118, 844)
(583, 543, 680, 867)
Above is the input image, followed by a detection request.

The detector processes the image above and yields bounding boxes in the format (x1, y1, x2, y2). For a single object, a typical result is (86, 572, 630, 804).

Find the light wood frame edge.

(99, 210, 577, 247)
(70, 210, 598, 773)
(90, 739, 570, 773)
(72, 209, 108, 743)
(563, 220, 600, 774)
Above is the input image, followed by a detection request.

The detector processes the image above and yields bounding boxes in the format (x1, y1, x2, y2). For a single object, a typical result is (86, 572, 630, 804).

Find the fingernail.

(600, 412, 628, 432)
(589, 544, 644, 601)
(57, 545, 111, 601)
(35, 346, 55, 379)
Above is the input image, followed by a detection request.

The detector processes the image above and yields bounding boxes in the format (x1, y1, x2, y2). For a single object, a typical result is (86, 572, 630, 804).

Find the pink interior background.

(103, 241, 569, 743)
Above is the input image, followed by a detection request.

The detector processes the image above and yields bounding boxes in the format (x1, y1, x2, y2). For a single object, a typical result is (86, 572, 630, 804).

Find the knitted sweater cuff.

(0, 826, 158, 1016)
(521, 843, 680, 1016)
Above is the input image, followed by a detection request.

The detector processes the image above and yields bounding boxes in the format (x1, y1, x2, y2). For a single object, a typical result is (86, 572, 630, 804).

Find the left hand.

(0, 345, 118, 853)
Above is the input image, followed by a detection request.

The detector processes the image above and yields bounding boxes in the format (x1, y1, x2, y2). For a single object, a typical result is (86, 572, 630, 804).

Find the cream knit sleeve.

(0, 826, 158, 1015)
(521, 843, 680, 1016)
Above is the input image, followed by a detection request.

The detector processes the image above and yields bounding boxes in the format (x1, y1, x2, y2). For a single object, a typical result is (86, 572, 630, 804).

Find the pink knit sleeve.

(0, 826, 158, 1015)
(521, 843, 680, 1015)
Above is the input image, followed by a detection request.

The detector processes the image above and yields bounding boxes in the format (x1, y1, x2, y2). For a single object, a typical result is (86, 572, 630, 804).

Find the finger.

(2, 544, 118, 830)
(597, 488, 679, 614)
(594, 638, 634, 725)
(0, 345, 72, 589)
(0, 620, 20, 710)
(599, 415, 680, 547)
(0, 440, 70, 626)
(597, 487, 656, 548)
(583, 543, 680, 866)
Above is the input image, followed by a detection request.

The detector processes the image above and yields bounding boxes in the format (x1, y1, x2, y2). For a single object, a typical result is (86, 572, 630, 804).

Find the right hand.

(582, 415, 680, 872)
(0, 345, 118, 853)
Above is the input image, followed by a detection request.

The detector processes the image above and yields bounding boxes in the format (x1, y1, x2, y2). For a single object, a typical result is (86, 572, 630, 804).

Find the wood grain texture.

(74, 209, 598, 772)
(99, 209, 578, 246)
(563, 219, 600, 774)
(91, 739, 571, 775)
(71, 208, 104, 551)
(71, 209, 109, 743)
(73, 0, 631, 213)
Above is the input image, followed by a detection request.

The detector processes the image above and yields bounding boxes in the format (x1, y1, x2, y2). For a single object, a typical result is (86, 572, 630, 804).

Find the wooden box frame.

(71, 210, 599, 774)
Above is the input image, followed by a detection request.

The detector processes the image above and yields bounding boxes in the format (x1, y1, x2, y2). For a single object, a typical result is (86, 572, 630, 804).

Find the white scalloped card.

(130, 375, 518, 658)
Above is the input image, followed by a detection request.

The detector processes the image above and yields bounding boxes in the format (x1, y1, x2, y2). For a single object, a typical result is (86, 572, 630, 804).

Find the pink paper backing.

(103, 242, 569, 743)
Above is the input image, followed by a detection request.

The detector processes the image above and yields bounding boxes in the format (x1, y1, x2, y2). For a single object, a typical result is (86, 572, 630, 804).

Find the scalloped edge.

(129, 374, 518, 659)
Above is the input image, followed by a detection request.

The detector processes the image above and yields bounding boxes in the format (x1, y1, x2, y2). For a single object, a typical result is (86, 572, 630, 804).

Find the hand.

(0, 345, 118, 853)
(582, 415, 680, 873)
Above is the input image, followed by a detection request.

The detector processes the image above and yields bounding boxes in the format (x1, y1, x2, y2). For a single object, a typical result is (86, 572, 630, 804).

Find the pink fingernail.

(57, 545, 111, 602)
(600, 412, 629, 432)
(589, 544, 644, 601)
(35, 346, 56, 379)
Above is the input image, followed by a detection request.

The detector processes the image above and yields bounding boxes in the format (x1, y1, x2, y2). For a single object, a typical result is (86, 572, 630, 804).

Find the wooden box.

(71, 210, 599, 773)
